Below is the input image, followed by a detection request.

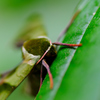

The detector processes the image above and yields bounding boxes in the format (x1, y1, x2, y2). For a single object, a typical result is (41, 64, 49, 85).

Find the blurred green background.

(0, 0, 80, 99)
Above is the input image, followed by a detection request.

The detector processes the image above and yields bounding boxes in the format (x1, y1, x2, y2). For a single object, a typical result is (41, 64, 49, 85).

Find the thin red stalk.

(36, 41, 52, 65)
(53, 42, 82, 47)
(39, 65, 43, 89)
(42, 59, 53, 89)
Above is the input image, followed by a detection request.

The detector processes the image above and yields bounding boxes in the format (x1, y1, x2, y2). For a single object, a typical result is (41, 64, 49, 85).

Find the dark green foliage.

(36, 1, 100, 100)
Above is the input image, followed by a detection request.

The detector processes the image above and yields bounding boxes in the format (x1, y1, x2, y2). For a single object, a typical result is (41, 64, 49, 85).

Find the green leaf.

(35, 0, 100, 100)
(0, 59, 39, 100)
(14, 14, 47, 47)
(0, 37, 56, 100)
(54, 6, 100, 100)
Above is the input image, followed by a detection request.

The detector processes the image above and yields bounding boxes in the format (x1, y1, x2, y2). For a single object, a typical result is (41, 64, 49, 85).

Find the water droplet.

(93, 12, 95, 15)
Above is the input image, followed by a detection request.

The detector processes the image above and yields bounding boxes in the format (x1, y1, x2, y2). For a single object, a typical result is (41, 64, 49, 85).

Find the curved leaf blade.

(35, 0, 100, 100)
(54, 5, 100, 100)
(0, 59, 39, 100)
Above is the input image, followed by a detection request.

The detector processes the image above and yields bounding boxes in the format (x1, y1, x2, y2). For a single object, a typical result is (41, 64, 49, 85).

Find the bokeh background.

(0, 0, 80, 99)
